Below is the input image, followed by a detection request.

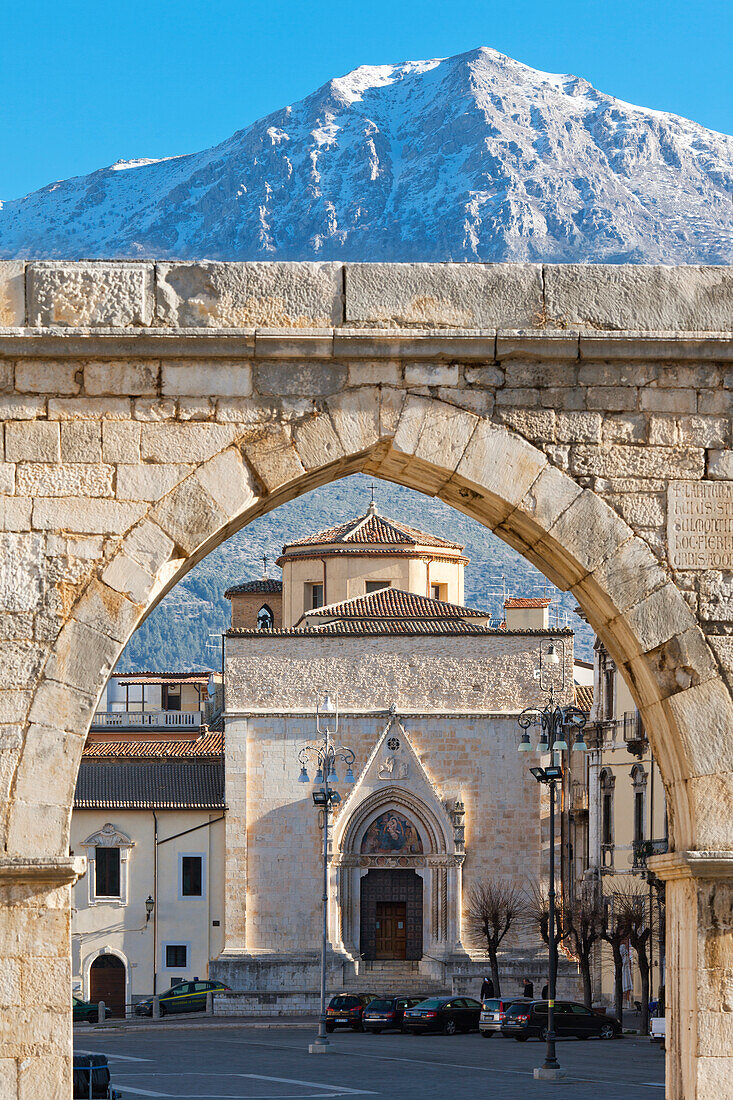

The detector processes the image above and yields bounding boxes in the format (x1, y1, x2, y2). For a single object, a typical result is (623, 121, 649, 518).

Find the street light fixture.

(517, 638, 588, 1082)
(145, 895, 155, 922)
(297, 693, 356, 1055)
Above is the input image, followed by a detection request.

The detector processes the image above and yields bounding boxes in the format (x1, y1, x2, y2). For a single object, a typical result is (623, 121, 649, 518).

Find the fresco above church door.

(360, 812, 423, 855)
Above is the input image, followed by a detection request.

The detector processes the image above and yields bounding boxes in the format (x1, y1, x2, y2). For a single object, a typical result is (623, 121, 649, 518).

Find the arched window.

(631, 764, 648, 846)
(257, 604, 274, 630)
(600, 769, 615, 867)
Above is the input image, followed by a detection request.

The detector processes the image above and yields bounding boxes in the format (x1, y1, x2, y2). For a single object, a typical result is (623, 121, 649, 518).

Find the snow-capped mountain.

(1, 46, 731, 262)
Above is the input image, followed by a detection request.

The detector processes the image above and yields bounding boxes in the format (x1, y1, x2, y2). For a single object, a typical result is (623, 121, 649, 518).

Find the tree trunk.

(638, 949, 650, 1036)
(611, 942, 624, 1028)
(580, 953, 593, 1008)
(488, 944, 501, 998)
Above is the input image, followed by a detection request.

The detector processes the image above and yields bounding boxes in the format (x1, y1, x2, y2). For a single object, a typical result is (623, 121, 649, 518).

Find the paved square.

(75, 1022, 665, 1098)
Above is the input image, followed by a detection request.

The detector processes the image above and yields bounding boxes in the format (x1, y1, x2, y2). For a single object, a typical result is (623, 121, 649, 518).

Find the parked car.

(403, 996, 483, 1035)
(501, 1000, 621, 1041)
(73, 1053, 121, 1099)
(479, 996, 531, 1037)
(362, 996, 426, 1033)
(134, 979, 231, 1017)
(650, 1016, 666, 1050)
(325, 993, 378, 1032)
(73, 995, 100, 1023)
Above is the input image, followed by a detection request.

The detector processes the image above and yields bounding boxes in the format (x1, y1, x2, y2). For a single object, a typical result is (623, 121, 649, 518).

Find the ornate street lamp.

(517, 638, 588, 1082)
(297, 694, 356, 1054)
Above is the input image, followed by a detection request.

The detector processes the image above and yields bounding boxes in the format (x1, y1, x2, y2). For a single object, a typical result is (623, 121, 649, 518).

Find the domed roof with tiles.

(281, 502, 463, 553)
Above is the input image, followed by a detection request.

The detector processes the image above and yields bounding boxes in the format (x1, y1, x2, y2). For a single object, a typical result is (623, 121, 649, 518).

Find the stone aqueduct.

(0, 260, 731, 1098)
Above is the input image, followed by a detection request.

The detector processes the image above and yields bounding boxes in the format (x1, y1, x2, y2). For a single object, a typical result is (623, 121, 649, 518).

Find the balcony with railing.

(91, 710, 202, 730)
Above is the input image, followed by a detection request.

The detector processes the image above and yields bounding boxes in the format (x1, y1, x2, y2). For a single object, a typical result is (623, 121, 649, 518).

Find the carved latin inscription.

(668, 482, 733, 569)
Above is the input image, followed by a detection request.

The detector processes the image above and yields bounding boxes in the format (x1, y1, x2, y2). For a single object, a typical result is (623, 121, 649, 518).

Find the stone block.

(44, 618, 119, 694)
(347, 361, 402, 387)
(20, 957, 70, 1008)
(101, 421, 140, 463)
(404, 363, 459, 387)
(494, 408, 555, 441)
(122, 520, 175, 576)
(141, 423, 239, 463)
(60, 421, 102, 462)
(583, 536, 668, 618)
(156, 261, 343, 327)
(179, 397, 215, 420)
(327, 389, 382, 455)
(699, 571, 733, 621)
(0, 397, 45, 420)
(116, 463, 192, 501)
(255, 360, 347, 396)
(601, 415, 646, 444)
(162, 361, 253, 396)
(195, 447, 258, 515)
(31, 497, 145, 534)
(16, 463, 114, 498)
(0, 261, 25, 325)
(0, 464, 15, 495)
(708, 450, 733, 480)
(241, 427, 305, 493)
(585, 386, 638, 411)
(15, 361, 81, 395)
(452, 416, 547, 510)
(0, 499, 32, 531)
(47, 397, 131, 420)
(151, 476, 228, 554)
(27, 261, 153, 327)
(708, 636, 733, 693)
(512, 465, 583, 548)
(134, 398, 177, 420)
(293, 414, 345, 470)
(464, 365, 504, 387)
(12, 724, 83, 806)
(84, 360, 159, 395)
(345, 262, 542, 328)
(544, 264, 733, 331)
(102, 553, 153, 605)
(0, 534, 44, 614)
(606, 492, 665, 529)
(571, 444, 704, 480)
(623, 582, 698, 654)
(0, 959, 20, 1006)
(28, 676, 98, 734)
(666, 679, 733, 775)
(5, 422, 60, 463)
(555, 412, 602, 443)
(640, 387, 697, 414)
(542, 490, 632, 584)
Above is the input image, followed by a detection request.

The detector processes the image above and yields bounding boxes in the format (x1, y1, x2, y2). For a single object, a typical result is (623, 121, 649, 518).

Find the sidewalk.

(74, 1013, 320, 1033)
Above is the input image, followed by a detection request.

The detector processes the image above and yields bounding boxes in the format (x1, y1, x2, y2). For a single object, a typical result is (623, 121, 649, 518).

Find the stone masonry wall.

(0, 260, 731, 1098)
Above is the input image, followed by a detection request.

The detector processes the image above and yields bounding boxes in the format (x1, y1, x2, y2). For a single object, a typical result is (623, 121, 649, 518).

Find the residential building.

(71, 678, 225, 1014)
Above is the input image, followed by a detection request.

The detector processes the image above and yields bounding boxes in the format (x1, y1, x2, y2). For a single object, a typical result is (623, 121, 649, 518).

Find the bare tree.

(525, 881, 568, 982)
(614, 881, 656, 1036)
(465, 879, 524, 997)
(600, 896, 628, 1028)
(564, 890, 605, 1008)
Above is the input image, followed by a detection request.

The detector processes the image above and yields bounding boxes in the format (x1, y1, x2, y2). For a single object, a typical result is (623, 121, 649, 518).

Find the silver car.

(479, 997, 531, 1037)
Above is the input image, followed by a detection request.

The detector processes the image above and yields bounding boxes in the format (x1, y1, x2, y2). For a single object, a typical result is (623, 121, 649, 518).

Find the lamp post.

(517, 639, 588, 1082)
(297, 694, 356, 1054)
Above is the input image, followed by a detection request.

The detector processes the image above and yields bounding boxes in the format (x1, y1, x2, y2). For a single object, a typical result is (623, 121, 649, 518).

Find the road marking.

(76, 1048, 150, 1063)
(242, 1073, 375, 1093)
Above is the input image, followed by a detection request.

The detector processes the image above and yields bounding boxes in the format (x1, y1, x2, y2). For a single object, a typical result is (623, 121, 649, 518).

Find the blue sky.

(1, 0, 730, 200)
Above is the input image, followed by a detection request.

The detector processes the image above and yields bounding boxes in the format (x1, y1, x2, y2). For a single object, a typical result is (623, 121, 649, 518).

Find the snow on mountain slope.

(1, 46, 731, 263)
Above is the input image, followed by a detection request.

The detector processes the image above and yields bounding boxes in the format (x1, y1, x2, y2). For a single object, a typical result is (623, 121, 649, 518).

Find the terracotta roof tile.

(83, 733, 223, 759)
(504, 597, 552, 608)
(284, 510, 463, 551)
(224, 578, 283, 597)
(111, 671, 211, 684)
(575, 685, 594, 712)
(304, 587, 489, 621)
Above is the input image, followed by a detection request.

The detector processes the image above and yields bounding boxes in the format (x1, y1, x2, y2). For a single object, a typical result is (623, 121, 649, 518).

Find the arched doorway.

(360, 869, 423, 960)
(89, 955, 126, 1018)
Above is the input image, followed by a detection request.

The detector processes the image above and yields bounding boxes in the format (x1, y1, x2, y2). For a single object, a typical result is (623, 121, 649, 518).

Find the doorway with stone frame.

(360, 869, 423, 961)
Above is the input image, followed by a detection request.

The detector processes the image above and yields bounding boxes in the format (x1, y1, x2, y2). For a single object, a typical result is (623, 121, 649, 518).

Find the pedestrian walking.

(541, 983, 548, 999)
(480, 977, 495, 1001)
(523, 977, 534, 998)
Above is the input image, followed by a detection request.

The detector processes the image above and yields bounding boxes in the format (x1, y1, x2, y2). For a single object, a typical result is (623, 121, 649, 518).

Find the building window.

(163, 684, 181, 711)
(307, 583, 324, 610)
(602, 794, 613, 845)
(180, 855, 204, 898)
(600, 768, 615, 867)
(431, 583, 447, 601)
(257, 604, 274, 629)
(165, 944, 187, 969)
(365, 581, 390, 593)
(631, 764, 648, 846)
(603, 667, 615, 721)
(95, 847, 120, 897)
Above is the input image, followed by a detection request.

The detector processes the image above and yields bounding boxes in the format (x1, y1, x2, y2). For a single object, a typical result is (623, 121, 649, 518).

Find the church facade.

(212, 504, 577, 1008)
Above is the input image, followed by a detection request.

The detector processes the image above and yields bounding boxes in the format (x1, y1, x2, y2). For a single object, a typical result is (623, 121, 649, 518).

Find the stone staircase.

(343, 961, 450, 999)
